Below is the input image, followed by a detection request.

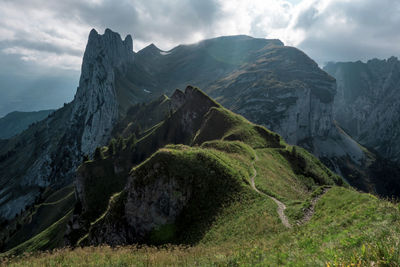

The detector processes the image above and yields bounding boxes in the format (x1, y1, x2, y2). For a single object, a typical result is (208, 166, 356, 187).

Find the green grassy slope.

(1, 210, 72, 258)
(0, 185, 75, 255)
(3, 186, 400, 266)
(74, 88, 344, 250)
(3, 186, 74, 251)
(87, 144, 258, 245)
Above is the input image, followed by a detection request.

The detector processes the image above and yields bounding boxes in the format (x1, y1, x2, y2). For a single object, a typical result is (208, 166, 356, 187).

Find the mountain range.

(0, 29, 399, 265)
(0, 110, 54, 139)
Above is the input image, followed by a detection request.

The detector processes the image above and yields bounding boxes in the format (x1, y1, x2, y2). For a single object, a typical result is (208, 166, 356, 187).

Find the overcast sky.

(1, 0, 400, 116)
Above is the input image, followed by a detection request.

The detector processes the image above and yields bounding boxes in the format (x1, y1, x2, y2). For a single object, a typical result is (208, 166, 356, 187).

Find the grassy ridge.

(88, 143, 258, 245)
(193, 107, 283, 149)
(2, 187, 400, 266)
(2, 141, 399, 265)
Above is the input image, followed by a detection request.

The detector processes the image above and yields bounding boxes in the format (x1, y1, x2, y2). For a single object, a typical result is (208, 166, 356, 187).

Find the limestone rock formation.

(71, 28, 134, 155)
(324, 57, 400, 162)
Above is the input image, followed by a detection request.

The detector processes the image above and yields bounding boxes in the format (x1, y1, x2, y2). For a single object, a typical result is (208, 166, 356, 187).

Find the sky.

(0, 0, 400, 116)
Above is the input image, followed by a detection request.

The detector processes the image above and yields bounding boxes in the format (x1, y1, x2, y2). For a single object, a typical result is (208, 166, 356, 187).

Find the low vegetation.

(2, 187, 399, 266)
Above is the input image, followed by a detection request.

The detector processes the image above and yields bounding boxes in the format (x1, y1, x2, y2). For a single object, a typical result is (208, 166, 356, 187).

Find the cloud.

(2, 0, 399, 68)
(0, 0, 400, 115)
(290, 0, 400, 63)
(0, 0, 223, 70)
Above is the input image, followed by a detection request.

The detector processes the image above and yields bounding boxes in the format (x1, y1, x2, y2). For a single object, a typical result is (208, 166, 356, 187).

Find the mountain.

(324, 57, 400, 162)
(3, 87, 400, 266)
(0, 110, 54, 139)
(112, 33, 376, 193)
(323, 58, 400, 196)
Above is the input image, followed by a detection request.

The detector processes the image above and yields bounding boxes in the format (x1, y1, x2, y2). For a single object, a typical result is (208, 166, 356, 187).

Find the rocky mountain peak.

(124, 34, 133, 51)
(84, 28, 133, 72)
(137, 43, 163, 58)
(170, 86, 219, 111)
(72, 28, 135, 155)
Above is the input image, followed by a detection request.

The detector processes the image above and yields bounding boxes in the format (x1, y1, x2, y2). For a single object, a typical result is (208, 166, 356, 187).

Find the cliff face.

(324, 57, 400, 162)
(71, 29, 134, 155)
(0, 29, 135, 222)
(208, 46, 336, 148)
(206, 46, 371, 190)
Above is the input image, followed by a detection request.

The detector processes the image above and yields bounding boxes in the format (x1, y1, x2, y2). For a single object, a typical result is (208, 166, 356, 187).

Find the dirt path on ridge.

(250, 153, 291, 228)
(296, 187, 331, 226)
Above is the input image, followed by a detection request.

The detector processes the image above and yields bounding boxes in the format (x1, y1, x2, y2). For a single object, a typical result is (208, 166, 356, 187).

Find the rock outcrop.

(324, 57, 400, 162)
(71, 28, 134, 155)
(87, 155, 194, 246)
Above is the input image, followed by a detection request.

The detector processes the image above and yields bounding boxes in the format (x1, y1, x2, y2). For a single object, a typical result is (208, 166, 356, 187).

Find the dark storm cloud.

(2, 0, 400, 66)
(3, 0, 220, 45)
(73, 0, 221, 44)
(0, 0, 222, 69)
(0, 39, 82, 56)
(293, 0, 400, 64)
(294, 5, 317, 29)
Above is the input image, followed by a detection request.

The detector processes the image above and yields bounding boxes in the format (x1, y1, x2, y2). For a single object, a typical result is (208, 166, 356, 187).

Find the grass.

(253, 148, 309, 202)
(88, 143, 257, 245)
(3, 187, 400, 266)
(1, 210, 72, 258)
(63, 139, 352, 263)
(193, 107, 283, 149)
(2, 185, 75, 252)
(2, 141, 399, 265)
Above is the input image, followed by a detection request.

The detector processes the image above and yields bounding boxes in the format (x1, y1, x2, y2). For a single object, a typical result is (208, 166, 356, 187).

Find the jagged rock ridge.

(72, 28, 134, 155)
(0, 29, 135, 222)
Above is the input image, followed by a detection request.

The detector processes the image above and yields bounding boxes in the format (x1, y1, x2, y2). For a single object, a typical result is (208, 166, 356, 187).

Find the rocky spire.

(72, 28, 135, 155)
